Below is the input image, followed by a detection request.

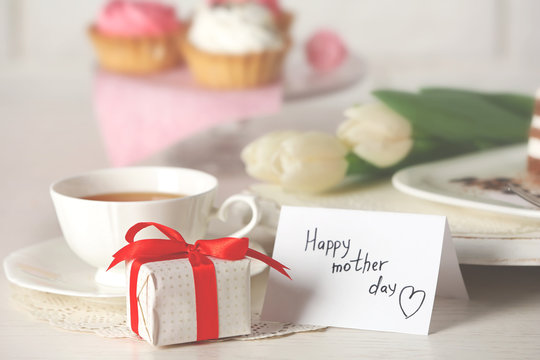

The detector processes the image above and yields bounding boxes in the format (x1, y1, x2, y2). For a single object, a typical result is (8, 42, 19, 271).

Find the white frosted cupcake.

(181, 2, 289, 89)
(209, 0, 293, 34)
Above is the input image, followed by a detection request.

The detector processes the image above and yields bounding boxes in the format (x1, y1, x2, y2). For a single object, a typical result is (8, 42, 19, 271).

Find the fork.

(506, 183, 540, 208)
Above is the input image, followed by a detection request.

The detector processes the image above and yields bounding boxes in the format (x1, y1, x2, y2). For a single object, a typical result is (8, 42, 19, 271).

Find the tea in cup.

(50, 166, 261, 287)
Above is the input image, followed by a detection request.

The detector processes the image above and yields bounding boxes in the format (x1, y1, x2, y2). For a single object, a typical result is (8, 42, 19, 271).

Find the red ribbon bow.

(108, 222, 290, 341)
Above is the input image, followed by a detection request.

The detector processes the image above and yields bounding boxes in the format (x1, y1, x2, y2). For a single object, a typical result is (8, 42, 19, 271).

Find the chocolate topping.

(450, 176, 516, 192)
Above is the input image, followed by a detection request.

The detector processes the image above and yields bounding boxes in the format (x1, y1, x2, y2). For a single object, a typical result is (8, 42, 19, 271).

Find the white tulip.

(337, 103, 413, 167)
(241, 131, 348, 193)
(272, 132, 348, 192)
(241, 131, 299, 183)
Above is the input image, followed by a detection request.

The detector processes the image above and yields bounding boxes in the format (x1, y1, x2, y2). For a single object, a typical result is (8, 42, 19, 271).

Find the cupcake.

(256, 0, 293, 34)
(89, 0, 184, 74)
(181, 2, 290, 89)
(209, 0, 293, 34)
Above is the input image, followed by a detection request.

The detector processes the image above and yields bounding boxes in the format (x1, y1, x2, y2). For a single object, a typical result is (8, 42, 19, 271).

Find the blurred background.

(1, 0, 540, 88)
(1, 0, 540, 257)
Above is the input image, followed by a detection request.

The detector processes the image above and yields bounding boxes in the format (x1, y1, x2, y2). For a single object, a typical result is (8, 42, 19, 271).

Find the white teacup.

(50, 166, 261, 287)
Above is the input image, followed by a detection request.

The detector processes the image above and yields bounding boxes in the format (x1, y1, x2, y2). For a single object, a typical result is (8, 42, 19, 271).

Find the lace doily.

(251, 182, 540, 236)
(9, 285, 325, 342)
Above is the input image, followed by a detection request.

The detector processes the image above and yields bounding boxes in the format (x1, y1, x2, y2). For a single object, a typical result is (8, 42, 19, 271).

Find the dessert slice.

(527, 91, 540, 175)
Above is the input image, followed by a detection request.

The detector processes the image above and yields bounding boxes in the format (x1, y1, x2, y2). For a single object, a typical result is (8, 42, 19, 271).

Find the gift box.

(128, 257, 251, 346)
(109, 222, 290, 346)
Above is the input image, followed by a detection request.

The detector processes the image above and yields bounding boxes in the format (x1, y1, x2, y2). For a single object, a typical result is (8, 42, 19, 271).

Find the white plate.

(392, 144, 540, 218)
(283, 52, 365, 101)
(3, 238, 268, 298)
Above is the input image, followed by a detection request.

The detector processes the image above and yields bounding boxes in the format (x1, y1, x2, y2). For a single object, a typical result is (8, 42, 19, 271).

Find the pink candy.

(305, 29, 348, 72)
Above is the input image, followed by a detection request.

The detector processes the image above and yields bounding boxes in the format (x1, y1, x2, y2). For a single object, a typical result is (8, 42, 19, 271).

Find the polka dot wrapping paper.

(130, 258, 251, 346)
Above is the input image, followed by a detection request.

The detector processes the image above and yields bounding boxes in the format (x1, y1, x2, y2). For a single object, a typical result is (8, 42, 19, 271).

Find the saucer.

(4, 238, 268, 298)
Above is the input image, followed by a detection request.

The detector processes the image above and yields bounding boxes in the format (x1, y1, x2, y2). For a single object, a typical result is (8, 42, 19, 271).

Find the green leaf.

(373, 90, 474, 141)
(344, 87, 533, 181)
(484, 93, 534, 119)
(345, 152, 383, 177)
(420, 91, 529, 141)
(420, 87, 534, 119)
(373, 89, 529, 143)
(345, 137, 480, 177)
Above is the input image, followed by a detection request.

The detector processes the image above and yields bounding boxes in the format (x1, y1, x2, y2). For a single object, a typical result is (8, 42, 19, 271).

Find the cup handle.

(214, 193, 262, 238)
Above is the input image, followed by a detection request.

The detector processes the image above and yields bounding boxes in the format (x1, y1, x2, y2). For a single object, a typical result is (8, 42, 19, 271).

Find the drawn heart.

(399, 286, 426, 319)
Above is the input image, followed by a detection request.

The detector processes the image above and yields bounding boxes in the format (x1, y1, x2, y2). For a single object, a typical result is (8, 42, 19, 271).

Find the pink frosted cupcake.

(89, 0, 184, 74)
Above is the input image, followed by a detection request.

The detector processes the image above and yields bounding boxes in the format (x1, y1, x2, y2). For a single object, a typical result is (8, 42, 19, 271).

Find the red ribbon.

(108, 222, 290, 341)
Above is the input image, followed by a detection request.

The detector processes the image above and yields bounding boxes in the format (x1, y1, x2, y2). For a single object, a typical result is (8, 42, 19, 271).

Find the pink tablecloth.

(94, 68, 283, 166)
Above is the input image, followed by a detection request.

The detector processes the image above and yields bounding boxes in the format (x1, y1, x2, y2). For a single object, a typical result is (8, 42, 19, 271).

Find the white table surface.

(2, 68, 540, 359)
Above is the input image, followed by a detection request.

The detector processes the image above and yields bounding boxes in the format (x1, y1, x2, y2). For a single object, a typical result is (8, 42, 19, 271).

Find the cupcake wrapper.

(89, 26, 184, 74)
(181, 37, 290, 89)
